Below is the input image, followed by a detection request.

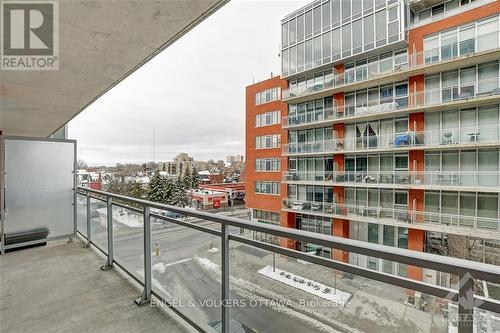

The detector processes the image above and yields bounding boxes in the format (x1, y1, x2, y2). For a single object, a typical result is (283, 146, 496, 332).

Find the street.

(77, 201, 337, 333)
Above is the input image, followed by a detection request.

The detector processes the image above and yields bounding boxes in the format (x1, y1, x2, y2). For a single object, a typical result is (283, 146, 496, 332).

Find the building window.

(424, 190, 500, 227)
(298, 214, 331, 235)
(255, 134, 281, 149)
(423, 16, 500, 64)
(255, 158, 281, 172)
(255, 181, 280, 195)
(253, 209, 280, 223)
(416, 0, 482, 23)
(255, 111, 281, 127)
(281, 2, 405, 76)
(255, 87, 281, 105)
(424, 61, 500, 105)
(287, 48, 408, 96)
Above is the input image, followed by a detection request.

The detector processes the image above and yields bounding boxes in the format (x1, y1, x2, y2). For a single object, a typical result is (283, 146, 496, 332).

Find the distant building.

(198, 170, 224, 184)
(191, 189, 228, 210)
(226, 155, 244, 163)
(158, 153, 208, 176)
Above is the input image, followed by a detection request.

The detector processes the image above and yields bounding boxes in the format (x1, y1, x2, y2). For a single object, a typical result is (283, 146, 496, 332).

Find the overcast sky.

(68, 0, 308, 166)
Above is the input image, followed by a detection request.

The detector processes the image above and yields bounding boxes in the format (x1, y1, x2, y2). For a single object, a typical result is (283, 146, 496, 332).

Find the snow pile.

(208, 247, 219, 253)
(152, 262, 166, 273)
(98, 208, 143, 228)
(194, 256, 220, 274)
(258, 265, 351, 304)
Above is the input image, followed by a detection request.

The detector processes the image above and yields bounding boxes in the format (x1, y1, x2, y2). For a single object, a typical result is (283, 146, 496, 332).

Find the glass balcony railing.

(282, 199, 500, 231)
(282, 30, 500, 100)
(341, 125, 500, 152)
(283, 170, 500, 189)
(282, 106, 340, 128)
(283, 124, 500, 155)
(75, 187, 500, 333)
(283, 78, 500, 128)
(282, 139, 340, 155)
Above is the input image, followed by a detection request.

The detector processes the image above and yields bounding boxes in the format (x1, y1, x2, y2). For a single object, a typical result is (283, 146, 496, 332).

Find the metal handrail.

(76, 186, 500, 333)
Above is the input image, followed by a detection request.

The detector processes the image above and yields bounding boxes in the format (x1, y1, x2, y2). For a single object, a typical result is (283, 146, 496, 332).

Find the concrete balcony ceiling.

(0, 0, 227, 137)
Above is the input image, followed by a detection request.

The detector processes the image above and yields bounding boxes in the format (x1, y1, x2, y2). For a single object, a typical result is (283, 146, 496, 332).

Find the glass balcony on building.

(281, 1, 407, 78)
(284, 123, 500, 155)
(281, 29, 500, 103)
(341, 124, 500, 152)
(283, 139, 340, 155)
(283, 170, 500, 190)
(282, 199, 500, 233)
(284, 78, 500, 129)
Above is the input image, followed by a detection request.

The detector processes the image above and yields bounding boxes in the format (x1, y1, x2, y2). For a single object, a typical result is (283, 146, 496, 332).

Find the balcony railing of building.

(282, 78, 500, 128)
(282, 199, 500, 234)
(282, 170, 500, 189)
(282, 30, 500, 101)
(75, 187, 500, 333)
(343, 125, 500, 152)
(283, 124, 500, 155)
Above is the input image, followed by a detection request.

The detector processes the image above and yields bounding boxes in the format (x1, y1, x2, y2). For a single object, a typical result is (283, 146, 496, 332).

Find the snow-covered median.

(98, 208, 143, 228)
(195, 256, 220, 273)
(258, 266, 351, 305)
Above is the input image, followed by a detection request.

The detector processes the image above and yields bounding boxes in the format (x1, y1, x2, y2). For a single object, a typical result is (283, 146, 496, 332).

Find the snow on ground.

(194, 257, 348, 333)
(208, 247, 219, 253)
(136, 269, 170, 296)
(152, 259, 193, 274)
(258, 265, 351, 305)
(152, 262, 166, 273)
(194, 256, 220, 274)
(98, 208, 143, 228)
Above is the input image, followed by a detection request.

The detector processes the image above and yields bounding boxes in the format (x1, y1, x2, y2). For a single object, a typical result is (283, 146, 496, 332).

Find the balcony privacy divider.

(0, 136, 77, 254)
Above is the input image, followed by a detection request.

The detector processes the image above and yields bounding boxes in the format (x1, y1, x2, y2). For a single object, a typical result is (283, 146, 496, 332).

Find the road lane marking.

(163, 258, 192, 267)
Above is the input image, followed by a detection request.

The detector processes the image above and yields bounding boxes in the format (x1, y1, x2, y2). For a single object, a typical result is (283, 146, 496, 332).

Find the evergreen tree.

(106, 178, 124, 195)
(170, 177, 191, 207)
(127, 181, 145, 199)
(148, 171, 169, 203)
(190, 167, 200, 189)
(182, 165, 191, 188)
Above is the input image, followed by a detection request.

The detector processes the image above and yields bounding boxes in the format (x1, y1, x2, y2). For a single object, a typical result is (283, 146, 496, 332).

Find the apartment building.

(246, 0, 500, 286)
(245, 77, 289, 244)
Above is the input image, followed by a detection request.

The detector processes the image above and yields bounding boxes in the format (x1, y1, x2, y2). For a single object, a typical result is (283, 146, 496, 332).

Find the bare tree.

(76, 159, 88, 169)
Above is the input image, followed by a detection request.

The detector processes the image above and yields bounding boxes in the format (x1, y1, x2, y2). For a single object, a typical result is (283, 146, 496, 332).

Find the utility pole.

(152, 127, 156, 162)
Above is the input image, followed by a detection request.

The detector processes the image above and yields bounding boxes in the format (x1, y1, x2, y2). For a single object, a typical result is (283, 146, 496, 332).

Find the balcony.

(3, 168, 500, 333)
(0, 239, 189, 332)
(283, 78, 500, 129)
(5, 141, 499, 333)
(75, 188, 500, 333)
(342, 125, 500, 153)
(282, 106, 340, 128)
(282, 139, 341, 156)
(281, 30, 500, 104)
(283, 170, 500, 191)
(282, 199, 500, 239)
(283, 124, 500, 156)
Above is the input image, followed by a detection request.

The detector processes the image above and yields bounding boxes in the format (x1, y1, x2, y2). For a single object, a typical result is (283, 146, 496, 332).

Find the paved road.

(76, 203, 328, 333)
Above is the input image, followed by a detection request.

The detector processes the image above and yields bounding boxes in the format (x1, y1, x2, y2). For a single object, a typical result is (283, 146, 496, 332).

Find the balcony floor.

(0, 239, 191, 333)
